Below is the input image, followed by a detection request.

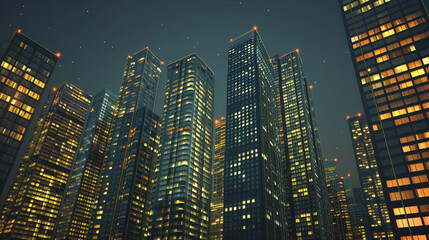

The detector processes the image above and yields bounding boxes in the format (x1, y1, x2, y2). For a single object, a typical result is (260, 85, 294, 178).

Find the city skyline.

(0, 0, 365, 184)
(1, 1, 429, 239)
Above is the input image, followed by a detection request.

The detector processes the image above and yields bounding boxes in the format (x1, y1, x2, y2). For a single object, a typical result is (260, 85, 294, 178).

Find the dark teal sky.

(0, 0, 364, 186)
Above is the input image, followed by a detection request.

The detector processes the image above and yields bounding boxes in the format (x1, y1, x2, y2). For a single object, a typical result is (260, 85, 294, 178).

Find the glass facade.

(324, 159, 354, 240)
(90, 48, 162, 239)
(53, 89, 117, 239)
(224, 29, 284, 240)
(272, 51, 332, 239)
(210, 117, 226, 240)
(0, 82, 91, 239)
(0, 30, 59, 195)
(347, 114, 393, 239)
(151, 54, 214, 240)
(339, 0, 429, 238)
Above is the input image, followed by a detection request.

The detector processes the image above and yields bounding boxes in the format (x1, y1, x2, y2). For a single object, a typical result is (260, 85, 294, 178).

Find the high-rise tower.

(339, 0, 429, 237)
(324, 159, 353, 240)
(223, 28, 285, 240)
(151, 54, 214, 240)
(0, 82, 91, 239)
(91, 48, 162, 239)
(272, 51, 332, 239)
(0, 30, 59, 195)
(210, 117, 226, 240)
(53, 89, 117, 239)
(347, 114, 393, 239)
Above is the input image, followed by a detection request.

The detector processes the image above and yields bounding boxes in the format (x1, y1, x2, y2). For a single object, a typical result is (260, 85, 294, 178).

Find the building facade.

(347, 188, 370, 240)
(0, 30, 59, 195)
(210, 117, 226, 240)
(347, 114, 393, 239)
(53, 89, 117, 239)
(324, 159, 353, 240)
(90, 48, 162, 239)
(339, 0, 429, 237)
(151, 54, 214, 239)
(0, 82, 91, 239)
(272, 50, 332, 239)
(223, 28, 284, 240)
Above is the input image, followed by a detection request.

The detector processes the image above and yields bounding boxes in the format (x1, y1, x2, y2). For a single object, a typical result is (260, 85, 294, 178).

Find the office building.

(0, 82, 91, 239)
(151, 53, 214, 240)
(0, 29, 59, 195)
(347, 114, 393, 239)
(90, 48, 162, 239)
(324, 159, 353, 240)
(53, 89, 117, 239)
(272, 50, 332, 239)
(223, 28, 284, 240)
(339, 1, 429, 236)
(210, 117, 226, 240)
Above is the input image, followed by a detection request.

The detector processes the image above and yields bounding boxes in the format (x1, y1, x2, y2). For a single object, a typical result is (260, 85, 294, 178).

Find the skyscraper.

(0, 82, 91, 239)
(324, 159, 353, 240)
(347, 114, 393, 239)
(0, 29, 59, 195)
(223, 28, 284, 240)
(339, 1, 429, 237)
(347, 188, 370, 240)
(210, 117, 226, 240)
(272, 50, 332, 239)
(53, 89, 117, 239)
(91, 48, 162, 239)
(151, 53, 214, 240)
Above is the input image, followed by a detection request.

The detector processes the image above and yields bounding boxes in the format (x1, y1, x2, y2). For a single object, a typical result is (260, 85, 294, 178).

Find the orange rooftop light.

(161, 61, 165, 65)
(52, 87, 58, 92)
(253, 26, 258, 31)
(55, 52, 61, 58)
(357, 113, 362, 117)
(17, 29, 22, 34)
(296, 48, 300, 53)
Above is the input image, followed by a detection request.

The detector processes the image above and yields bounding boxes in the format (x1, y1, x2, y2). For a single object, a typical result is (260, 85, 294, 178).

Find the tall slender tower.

(272, 51, 332, 239)
(0, 82, 91, 239)
(91, 48, 162, 239)
(53, 89, 117, 239)
(324, 159, 353, 240)
(223, 27, 284, 240)
(151, 54, 214, 240)
(347, 113, 393, 239)
(339, 1, 429, 237)
(210, 117, 226, 240)
(0, 29, 59, 195)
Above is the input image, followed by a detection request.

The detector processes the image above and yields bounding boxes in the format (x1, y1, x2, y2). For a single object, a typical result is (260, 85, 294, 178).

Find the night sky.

(1, 0, 364, 186)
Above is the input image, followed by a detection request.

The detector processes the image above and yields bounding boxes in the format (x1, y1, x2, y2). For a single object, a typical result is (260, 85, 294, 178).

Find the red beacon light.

(17, 29, 22, 34)
(52, 87, 58, 92)
(146, 46, 149, 49)
(55, 52, 61, 58)
(334, 158, 338, 162)
(296, 48, 300, 53)
(127, 55, 132, 59)
(347, 173, 351, 177)
(309, 85, 313, 89)
(346, 115, 350, 119)
(253, 26, 258, 31)
(161, 61, 165, 65)
(229, 38, 234, 42)
(357, 113, 362, 117)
